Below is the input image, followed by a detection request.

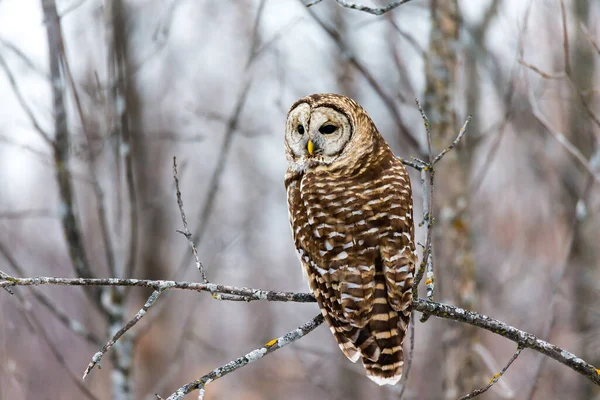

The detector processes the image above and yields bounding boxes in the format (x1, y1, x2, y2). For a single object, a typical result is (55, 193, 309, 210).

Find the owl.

(284, 94, 416, 385)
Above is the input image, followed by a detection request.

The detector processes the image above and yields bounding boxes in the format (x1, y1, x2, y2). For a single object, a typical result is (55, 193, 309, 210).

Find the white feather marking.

(397, 265, 409, 273)
(389, 254, 401, 262)
(328, 231, 345, 238)
(334, 251, 348, 260)
(345, 282, 362, 289)
(317, 223, 333, 229)
(341, 293, 363, 302)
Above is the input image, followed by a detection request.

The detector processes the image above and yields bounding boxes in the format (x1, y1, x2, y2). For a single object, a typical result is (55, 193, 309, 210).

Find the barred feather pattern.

(284, 94, 416, 386)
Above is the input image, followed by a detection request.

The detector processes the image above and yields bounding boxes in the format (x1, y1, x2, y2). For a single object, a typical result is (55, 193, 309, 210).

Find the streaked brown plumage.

(284, 93, 416, 385)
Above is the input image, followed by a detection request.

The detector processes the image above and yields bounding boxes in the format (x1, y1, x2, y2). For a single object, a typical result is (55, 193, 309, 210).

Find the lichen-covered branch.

(309, 0, 414, 15)
(163, 314, 324, 400)
(412, 298, 600, 386)
(458, 345, 524, 400)
(2, 274, 599, 387)
(0, 276, 316, 303)
(82, 287, 167, 379)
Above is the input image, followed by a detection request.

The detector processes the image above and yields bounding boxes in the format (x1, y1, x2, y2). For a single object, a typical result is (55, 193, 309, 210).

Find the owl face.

(285, 102, 353, 171)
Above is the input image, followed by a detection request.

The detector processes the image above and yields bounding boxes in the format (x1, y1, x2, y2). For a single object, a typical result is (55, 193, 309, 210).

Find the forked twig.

(173, 156, 209, 283)
(82, 287, 169, 379)
(164, 314, 324, 399)
(458, 345, 524, 399)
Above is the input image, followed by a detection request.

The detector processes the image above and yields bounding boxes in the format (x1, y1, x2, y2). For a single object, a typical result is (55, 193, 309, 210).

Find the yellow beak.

(307, 140, 314, 155)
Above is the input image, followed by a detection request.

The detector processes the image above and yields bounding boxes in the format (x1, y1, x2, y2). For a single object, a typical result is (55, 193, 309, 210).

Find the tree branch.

(1, 275, 599, 388)
(309, 0, 414, 15)
(163, 314, 324, 400)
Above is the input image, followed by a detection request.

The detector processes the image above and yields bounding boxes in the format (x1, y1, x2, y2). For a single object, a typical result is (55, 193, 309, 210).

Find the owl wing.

(285, 171, 374, 362)
(379, 157, 416, 314)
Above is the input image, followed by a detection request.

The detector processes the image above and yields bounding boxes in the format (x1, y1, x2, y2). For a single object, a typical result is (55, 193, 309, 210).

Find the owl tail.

(361, 274, 410, 386)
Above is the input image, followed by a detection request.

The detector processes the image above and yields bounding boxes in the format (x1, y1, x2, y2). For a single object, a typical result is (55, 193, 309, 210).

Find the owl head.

(284, 93, 382, 173)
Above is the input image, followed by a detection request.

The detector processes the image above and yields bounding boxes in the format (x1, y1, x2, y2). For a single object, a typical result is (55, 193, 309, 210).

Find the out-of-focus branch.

(0, 209, 55, 219)
(0, 241, 102, 346)
(163, 314, 325, 400)
(0, 36, 49, 79)
(526, 78, 600, 184)
(0, 53, 52, 144)
(303, 4, 422, 154)
(6, 289, 100, 400)
(55, 11, 117, 279)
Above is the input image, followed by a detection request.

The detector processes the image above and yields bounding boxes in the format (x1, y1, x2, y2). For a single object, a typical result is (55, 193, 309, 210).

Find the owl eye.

(319, 124, 337, 134)
(298, 125, 305, 135)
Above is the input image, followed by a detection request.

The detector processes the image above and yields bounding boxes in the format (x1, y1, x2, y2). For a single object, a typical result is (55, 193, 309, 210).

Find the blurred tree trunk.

(423, 1, 484, 398)
(109, 1, 173, 397)
(567, 2, 599, 399)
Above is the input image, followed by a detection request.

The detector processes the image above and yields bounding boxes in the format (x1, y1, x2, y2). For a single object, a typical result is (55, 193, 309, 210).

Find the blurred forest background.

(1, 0, 599, 399)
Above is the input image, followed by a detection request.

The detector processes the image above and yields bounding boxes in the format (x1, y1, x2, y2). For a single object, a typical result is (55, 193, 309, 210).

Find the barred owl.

(284, 94, 416, 385)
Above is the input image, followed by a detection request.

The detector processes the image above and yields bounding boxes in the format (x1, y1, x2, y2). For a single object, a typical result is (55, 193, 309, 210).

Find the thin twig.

(431, 116, 472, 165)
(580, 22, 600, 56)
(82, 287, 168, 379)
(559, 0, 570, 75)
(305, 0, 323, 6)
(0, 242, 101, 344)
(173, 157, 208, 283)
(458, 345, 524, 400)
(528, 90, 600, 183)
(519, 60, 566, 79)
(164, 314, 325, 399)
(176, 78, 254, 279)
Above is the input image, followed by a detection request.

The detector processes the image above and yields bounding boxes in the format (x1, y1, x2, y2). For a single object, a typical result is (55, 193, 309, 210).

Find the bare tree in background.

(0, 1, 599, 399)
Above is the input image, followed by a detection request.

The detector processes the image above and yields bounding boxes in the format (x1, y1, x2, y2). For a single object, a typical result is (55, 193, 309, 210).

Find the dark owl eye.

(298, 125, 305, 135)
(319, 124, 337, 134)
